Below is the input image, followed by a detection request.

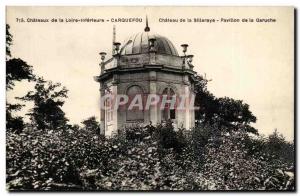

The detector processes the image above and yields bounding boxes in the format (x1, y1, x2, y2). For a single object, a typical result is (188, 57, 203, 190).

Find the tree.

(265, 129, 294, 165)
(215, 97, 257, 134)
(194, 74, 257, 134)
(6, 24, 35, 90)
(81, 116, 100, 134)
(6, 24, 36, 133)
(6, 58, 36, 90)
(6, 103, 24, 133)
(18, 77, 69, 131)
(6, 24, 12, 58)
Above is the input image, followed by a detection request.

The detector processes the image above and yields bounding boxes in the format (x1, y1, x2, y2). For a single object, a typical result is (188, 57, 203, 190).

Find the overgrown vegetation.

(6, 122, 294, 190)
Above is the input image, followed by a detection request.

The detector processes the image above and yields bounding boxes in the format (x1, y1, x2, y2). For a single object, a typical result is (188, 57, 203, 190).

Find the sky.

(6, 6, 294, 140)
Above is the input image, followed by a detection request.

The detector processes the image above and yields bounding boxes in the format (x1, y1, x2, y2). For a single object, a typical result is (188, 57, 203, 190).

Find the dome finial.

(144, 15, 150, 32)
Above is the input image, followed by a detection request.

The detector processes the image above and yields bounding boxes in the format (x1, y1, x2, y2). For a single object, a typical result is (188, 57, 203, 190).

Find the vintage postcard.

(6, 6, 295, 191)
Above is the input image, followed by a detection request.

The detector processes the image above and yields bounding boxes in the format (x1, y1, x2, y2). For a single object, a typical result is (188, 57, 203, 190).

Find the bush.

(6, 123, 294, 191)
(6, 127, 109, 190)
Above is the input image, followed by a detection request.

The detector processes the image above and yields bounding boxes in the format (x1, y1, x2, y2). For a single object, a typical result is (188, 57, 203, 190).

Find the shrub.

(201, 130, 294, 190)
(6, 128, 108, 190)
(6, 123, 294, 191)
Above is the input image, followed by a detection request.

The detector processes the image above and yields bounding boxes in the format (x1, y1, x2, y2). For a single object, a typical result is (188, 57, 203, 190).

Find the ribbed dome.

(120, 32, 179, 56)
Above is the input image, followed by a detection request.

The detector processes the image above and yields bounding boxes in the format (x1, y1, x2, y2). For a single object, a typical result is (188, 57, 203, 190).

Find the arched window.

(126, 85, 144, 122)
(162, 87, 176, 121)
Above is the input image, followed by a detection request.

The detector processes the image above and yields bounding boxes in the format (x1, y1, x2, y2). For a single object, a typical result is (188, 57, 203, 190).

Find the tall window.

(126, 85, 144, 121)
(105, 97, 113, 122)
(162, 87, 176, 121)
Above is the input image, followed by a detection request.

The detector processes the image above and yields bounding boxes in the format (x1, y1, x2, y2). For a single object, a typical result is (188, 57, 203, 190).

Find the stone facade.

(95, 30, 197, 137)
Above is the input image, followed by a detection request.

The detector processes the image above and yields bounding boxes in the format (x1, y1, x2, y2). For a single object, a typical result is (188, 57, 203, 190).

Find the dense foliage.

(194, 75, 258, 134)
(6, 25, 36, 133)
(17, 77, 69, 131)
(6, 122, 294, 191)
(81, 116, 101, 135)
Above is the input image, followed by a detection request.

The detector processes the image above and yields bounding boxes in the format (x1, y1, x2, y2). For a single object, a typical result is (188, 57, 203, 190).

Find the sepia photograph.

(5, 6, 295, 191)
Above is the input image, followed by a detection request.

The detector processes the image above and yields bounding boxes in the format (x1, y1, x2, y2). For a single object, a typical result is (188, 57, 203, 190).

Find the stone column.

(183, 75, 191, 129)
(149, 71, 158, 125)
(189, 90, 196, 128)
(99, 84, 105, 135)
(111, 75, 119, 135)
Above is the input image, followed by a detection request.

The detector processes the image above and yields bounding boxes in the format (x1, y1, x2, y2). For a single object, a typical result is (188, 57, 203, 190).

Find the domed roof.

(120, 32, 179, 56)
